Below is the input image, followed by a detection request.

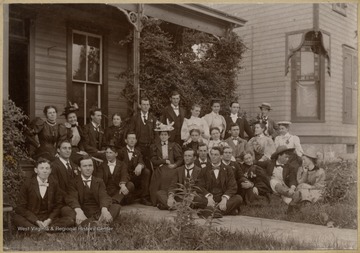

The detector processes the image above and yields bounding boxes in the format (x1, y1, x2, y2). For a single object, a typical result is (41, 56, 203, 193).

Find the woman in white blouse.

(181, 104, 210, 144)
(274, 121, 303, 169)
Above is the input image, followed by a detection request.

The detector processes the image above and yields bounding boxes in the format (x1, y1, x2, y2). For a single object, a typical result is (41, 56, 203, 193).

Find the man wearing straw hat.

(259, 145, 301, 212)
(256, 102, 279, 140)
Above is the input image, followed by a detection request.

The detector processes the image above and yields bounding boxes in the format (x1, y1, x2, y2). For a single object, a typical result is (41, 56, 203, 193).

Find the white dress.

(181, 116, 210, 143)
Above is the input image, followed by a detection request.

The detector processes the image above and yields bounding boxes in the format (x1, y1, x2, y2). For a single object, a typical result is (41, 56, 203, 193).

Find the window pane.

(296, 80, 318, 117)
(73, 33, 86, 81)
(87, 36, 101, 83)
(72, 82, 85, 125)
(301, 51, 314, 79)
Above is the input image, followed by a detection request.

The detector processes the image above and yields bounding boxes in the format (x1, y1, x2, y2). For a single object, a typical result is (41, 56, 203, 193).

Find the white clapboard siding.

(34, 15, 67, 117)
(212, 3, 357, 139)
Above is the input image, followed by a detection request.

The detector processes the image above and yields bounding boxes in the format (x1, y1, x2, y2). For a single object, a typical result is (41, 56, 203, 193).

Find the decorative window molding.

(332, 3, 347, 17)
(289, 31, 327, 122)
(285, 29, 330, 76)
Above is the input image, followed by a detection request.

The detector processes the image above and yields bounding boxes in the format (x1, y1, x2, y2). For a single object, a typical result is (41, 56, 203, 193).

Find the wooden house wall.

(210, 4, 313, 120)
(33, 9, 128, 124)
(211, 3, 357, 141)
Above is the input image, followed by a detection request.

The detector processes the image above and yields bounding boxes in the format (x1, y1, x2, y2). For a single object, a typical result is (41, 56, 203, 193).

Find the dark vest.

(106, 169, 119, 196)
(139, 121, 151, 144)
(173, 114, 181, 136)
(83, 184, 98, 215)
(210, 174, 223, 202)
(38, 191, 49, 215)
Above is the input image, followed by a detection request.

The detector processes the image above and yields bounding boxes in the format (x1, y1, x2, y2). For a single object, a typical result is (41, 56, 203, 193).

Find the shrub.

(118, 18, 246, 118)
(3, 100, 31, 206)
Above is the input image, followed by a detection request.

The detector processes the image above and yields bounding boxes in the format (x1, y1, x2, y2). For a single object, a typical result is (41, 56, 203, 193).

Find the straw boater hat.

(277, 121, 292, 127)
(303, 146, 318, 159)
(271, 145, 295, 159)
(154, 121, 174, 132)
(259, 102, 272, 111)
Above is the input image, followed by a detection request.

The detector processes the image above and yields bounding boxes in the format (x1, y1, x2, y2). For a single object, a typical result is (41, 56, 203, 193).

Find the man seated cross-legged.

(65, 155, 121, 226)
(156, 148, 205, 210)
(13, 158, 74, 231)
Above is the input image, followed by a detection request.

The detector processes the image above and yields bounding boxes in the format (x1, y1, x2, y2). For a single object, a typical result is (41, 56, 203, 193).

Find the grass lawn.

(241, 160, 357, 229)
(3, 212, 349, 251)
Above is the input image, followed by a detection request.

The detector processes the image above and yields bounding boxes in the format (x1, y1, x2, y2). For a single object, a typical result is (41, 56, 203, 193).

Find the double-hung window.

(71, 30, 102, 125)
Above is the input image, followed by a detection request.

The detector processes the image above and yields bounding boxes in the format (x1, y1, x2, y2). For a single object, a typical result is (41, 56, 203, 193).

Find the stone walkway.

(121, 204, 358, 250)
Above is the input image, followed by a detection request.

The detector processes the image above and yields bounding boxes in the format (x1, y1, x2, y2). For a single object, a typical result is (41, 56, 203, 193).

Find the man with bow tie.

(118, 132, 152, 206)
(225, 123, 248, 163)
(194, 143, 211, 169)
(224, 102, 254, 140)
(94, 145, 134, 205)
(66, 156, 121, 226)
(82, 108, 107, 160)
(258, 146, 300, 209)
(198, 147, 242, 217)
(160, 91, 186, 146)
(129, 97, 158, 172)
(14, 158, 74, 230)
(50, 140, 80, 199)
(256, 102, 279, 140)
(156, 148, 205, 210)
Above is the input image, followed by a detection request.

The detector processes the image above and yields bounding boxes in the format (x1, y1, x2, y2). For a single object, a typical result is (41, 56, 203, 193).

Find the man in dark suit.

(50, 140, 79, 198)
(224, 102, 254, 140)
(198, 147, 242, 217)
(149, 127, 183, 205)
(258, 145, 300, 212)
(194, 143, 211, 169)
(82, 108, 106, 160)
(65, 156, 121, 226)
(222, 146, 246, 186)
(129, 97, 157, 170)
(256, 102, 279, 140)
(156, 148, 205, 210)
(118, 131, 152, 205)
(160, 91, 186, 146)
(14, 158, 74, 230)
(94, 145, 134, 205)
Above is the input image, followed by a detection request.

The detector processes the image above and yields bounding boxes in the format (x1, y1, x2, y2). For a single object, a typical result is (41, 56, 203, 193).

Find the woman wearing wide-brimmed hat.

(149, 122, 183, 205)
(296, 146, 326, 203)
(274, 121, 304, 169)
(61, 102, 87, 163)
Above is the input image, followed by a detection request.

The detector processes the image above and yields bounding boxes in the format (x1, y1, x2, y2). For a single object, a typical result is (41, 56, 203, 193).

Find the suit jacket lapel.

(32, 178, 42, 200)
(57, 159, 69, 184)
(76, 177, 85, 204)
(219, 165, 226, 187)
(192, 166, 201, 181)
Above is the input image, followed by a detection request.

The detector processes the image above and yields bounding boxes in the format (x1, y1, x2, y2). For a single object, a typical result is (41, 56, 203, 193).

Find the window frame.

(66, 23, 108, 126)
(290, 32, 326, 123)
(342, 45, 358, 124)
(72, 29, 103, 85)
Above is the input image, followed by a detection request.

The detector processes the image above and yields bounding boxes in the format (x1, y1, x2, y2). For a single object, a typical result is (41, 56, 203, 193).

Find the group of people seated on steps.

(14, 91, 326, 230)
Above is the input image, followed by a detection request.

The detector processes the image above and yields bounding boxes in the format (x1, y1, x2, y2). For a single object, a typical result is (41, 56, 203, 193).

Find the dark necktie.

(83, 180, 91, 189)
(66, 162, 72, 176)
(143, 115, 147, 124)
(162, 142, 167, 146)
(276, 164, 284, 168)
(127, 149, 134, 153)
(212, 166, 220, 171)
(186, 169, 192, 178)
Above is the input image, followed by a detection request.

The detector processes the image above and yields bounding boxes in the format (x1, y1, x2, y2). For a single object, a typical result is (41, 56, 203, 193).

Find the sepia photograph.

(2, 1, 358, 251)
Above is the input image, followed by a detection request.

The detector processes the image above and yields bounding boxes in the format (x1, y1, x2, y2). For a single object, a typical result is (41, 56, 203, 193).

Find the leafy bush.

(322, 160, 357, 203)
(3, 100, 31, 206)
(118, 18, 246, 117)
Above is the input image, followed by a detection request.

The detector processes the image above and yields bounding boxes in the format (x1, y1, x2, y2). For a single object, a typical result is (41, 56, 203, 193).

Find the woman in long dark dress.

(27, 105, 70, 161)
(238, 151, 272, 204)
(105, 113, 126, 149)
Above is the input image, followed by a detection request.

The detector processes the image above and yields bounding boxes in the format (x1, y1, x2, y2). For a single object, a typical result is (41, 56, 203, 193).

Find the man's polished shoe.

(140, 198, 153, 206)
